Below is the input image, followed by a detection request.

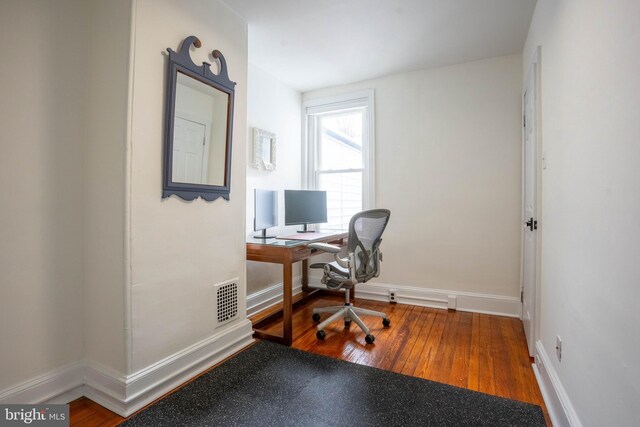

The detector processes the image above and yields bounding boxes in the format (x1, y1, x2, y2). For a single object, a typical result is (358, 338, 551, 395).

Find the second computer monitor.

(284, 190, 328, 232)
(254, 189, 278, 239)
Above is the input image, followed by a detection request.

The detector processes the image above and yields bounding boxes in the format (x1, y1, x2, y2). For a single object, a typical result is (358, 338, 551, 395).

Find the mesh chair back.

(348, 209, 391, 282)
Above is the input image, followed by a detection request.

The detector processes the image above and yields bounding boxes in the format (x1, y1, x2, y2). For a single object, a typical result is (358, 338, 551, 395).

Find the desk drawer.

(291, 246, 312, 262)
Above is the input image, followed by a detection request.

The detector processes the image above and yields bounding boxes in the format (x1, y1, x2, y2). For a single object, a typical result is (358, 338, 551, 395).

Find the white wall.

(0, 0, 87, 390)
(128, 0, 249, 372)
(0, 0, 251, 404)
(84, 0, 131, 377)
(304, 54, 523, 298)
(246, 64, 302, 294)
(523, 1, 640, 425)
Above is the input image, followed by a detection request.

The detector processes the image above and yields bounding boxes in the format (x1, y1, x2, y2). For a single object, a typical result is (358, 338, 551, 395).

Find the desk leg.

(283, 253, 293, 346)
(301, 259, 309, 292)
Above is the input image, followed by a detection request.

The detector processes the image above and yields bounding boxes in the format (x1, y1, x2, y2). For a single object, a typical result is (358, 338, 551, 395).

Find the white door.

(173, 116, 207, 184)
(522, 63, 538, 356)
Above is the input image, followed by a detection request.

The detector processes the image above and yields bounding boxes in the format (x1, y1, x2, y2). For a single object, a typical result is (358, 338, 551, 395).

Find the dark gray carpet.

(121, 341, 545, 426)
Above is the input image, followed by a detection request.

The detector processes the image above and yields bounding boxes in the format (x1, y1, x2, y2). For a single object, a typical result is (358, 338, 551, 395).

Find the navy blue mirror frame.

(163, 36, 236, 201)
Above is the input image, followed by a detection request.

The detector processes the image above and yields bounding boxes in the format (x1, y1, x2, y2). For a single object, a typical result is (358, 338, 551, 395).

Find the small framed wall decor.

(252, 128, 276, 171)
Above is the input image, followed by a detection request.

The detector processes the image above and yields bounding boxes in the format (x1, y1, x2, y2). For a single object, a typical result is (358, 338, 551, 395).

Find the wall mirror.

(252, 128, 277, 171)
(163, 36, 235, 201)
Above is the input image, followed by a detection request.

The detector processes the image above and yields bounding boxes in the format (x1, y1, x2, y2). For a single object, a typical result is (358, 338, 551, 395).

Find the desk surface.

(246, 229, 347, 248)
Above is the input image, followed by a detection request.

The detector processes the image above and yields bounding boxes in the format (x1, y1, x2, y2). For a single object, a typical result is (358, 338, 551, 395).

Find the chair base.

(313, 303, 389, 341)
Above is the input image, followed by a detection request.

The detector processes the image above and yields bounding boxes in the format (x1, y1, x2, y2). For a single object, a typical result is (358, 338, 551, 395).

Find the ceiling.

(222, 0, 537, 92)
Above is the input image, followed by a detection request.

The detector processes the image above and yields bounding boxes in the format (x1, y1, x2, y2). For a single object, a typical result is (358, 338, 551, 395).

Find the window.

(303, 90, 374, 230)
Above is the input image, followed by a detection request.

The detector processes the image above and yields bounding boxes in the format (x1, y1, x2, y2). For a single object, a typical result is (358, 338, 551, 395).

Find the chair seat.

(310, 261, 349, 277)
(310, 261, 351, 290)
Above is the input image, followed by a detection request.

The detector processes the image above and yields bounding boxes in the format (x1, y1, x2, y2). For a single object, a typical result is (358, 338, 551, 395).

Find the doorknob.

(525, 218, 537, 231)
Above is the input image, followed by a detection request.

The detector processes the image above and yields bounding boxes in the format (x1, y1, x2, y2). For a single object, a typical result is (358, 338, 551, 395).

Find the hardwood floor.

(69, 295, 549, 426)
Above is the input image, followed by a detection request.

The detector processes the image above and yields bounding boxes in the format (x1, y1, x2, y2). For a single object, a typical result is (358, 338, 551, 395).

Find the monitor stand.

(253, 228, 276, 239)
(297, 223, 317, 233)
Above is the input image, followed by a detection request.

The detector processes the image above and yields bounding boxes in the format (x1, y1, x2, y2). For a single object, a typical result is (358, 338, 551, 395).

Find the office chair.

(308, 209, 391, 344)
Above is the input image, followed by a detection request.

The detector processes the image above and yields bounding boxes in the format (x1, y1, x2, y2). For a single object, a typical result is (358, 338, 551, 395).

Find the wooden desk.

(246, 231, 348, 346)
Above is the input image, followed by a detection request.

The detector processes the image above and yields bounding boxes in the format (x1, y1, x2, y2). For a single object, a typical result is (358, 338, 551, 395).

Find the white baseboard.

(86, 319, 254, 417)
(122, 319, 254, 416)
(0, 361, 84, 405)
(308, 278, 522, 318)
(1, 319, 254, 418)
(248, 275, 519, 319)
(83, 360, 128, 416)
(533, 340, 582, 427)
(246, 276, 303, 317)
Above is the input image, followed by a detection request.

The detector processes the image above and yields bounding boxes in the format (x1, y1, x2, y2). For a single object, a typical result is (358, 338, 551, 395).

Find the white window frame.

(302, 89, 375, 214)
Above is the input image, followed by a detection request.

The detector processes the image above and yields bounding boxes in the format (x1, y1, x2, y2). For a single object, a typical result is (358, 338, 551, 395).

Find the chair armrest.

(308, 242, 342, 254)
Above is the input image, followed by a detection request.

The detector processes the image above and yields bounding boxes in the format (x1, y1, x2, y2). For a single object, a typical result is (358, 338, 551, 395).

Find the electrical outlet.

(389, 289, 397, 303)
(556, 336, 562, 362)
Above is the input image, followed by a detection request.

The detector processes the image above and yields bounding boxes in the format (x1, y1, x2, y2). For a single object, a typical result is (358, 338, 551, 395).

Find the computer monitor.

(253, 189, 278, 239)
(284, 190, 328, 232)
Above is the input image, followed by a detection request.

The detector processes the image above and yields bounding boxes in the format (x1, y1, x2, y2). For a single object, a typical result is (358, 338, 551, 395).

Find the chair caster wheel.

(365, 334, 375, 344)
(312, 313, 321, 322)
(316, 330, 326, 340)
(382, 318, 391, 327)
(344, 320, 352, 327)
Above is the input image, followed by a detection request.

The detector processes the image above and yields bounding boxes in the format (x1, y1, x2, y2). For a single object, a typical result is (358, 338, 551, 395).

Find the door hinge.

(523, 115, 526, 128)
(521, 290, 524, 303)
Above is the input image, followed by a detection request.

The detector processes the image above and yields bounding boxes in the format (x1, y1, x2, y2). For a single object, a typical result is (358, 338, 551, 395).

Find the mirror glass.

(172, 72, 229, 186)
(261, 136, 272, 164)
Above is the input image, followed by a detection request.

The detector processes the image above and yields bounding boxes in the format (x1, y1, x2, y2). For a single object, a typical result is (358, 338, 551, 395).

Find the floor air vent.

(215, 281, 238, 325)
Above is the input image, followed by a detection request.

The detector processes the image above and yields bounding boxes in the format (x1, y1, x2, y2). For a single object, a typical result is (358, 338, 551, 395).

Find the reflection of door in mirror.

(173, 72, 229, 186)
(173, 117, 209, 184)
